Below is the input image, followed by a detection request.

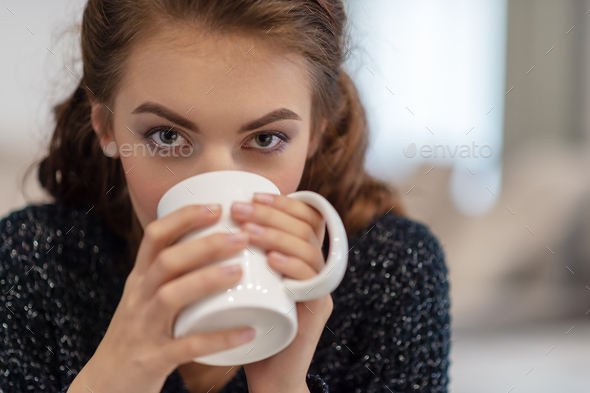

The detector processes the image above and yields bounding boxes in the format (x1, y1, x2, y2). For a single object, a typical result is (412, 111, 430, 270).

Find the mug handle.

(281, 191, 349, 301)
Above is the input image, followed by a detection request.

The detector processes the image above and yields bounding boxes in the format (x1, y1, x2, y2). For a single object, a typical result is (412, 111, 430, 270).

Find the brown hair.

(26, 0, 405, 270)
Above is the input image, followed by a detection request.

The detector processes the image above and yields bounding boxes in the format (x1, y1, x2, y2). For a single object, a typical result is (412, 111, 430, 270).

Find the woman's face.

(90, 28, 324, 229)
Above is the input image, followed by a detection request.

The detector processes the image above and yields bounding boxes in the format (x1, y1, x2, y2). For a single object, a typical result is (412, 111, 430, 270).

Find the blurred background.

(1, 0, 589, 391)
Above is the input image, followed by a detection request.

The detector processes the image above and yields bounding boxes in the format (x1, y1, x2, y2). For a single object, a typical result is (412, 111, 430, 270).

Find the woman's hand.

(67, 204, 256, 393)
(231, 193, 333, 393)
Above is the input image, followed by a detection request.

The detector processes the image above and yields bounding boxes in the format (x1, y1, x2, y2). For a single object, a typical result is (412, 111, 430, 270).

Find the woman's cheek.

(275, 150, 308, 194)
(123, 159, 172, 227)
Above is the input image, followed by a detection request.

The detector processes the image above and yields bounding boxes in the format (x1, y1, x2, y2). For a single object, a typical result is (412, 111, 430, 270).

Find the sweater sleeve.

(0, 213, 67, 392)
(350, 219, 451, 392)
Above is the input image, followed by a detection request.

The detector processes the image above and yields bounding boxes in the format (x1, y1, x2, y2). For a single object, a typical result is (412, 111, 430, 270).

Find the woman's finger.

(252, 193, 325, 238)
(231, 201, 317, 245)
(241, 222, 325, 273)
(146, 261, 245, 335)
(163, 326, 255, 367)
(134, 204, 221, 275)
(140, 231, 249, 300)
(267, 251, 318, 280)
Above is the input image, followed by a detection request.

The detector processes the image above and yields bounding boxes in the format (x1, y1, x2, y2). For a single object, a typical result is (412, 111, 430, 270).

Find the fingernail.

(205, 204, 221, 215)
(227, 232, 249, 243)
(244, 222, 265, 235)
(253, 193, 274, 204)
(220, 263, 242, 276)
(240, 328, 255, 341)
(232, 202, 253, 215)
(271, 251, 287, 264)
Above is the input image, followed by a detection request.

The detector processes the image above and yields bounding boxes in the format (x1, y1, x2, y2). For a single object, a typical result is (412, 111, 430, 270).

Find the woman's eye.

(149, 128, 188, 147)
(142, 127, 288, 156)
(246, 132, 283, 150)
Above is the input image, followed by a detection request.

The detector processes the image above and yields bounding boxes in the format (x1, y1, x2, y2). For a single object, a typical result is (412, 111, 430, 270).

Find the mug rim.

(157, 170, 280, 218)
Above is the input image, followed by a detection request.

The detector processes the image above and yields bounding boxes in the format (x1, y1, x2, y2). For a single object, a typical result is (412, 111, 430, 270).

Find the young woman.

(0, 1, 451, 392)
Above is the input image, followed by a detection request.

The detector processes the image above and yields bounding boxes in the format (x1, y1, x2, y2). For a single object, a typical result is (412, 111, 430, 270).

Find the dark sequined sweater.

(0, 201, 451, 393)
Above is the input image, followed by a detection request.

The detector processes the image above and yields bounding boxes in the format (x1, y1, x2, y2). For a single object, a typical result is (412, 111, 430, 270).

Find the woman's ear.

(307, 117, 327, 159)
(89, 98, 119, 158)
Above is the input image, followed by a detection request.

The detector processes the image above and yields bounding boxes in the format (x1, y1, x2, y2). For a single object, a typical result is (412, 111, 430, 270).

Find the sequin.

(0, 202, 450, 393)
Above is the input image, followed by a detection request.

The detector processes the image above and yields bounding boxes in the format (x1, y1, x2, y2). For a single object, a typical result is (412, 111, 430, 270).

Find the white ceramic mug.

(156, 170, 349, 366)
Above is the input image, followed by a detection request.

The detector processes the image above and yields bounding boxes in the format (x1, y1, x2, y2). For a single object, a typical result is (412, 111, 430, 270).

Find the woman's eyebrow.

(131, 102, 302, 133)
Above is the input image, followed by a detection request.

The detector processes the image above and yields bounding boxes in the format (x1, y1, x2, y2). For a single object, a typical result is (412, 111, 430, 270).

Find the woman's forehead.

(116, 33, 312, 125)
